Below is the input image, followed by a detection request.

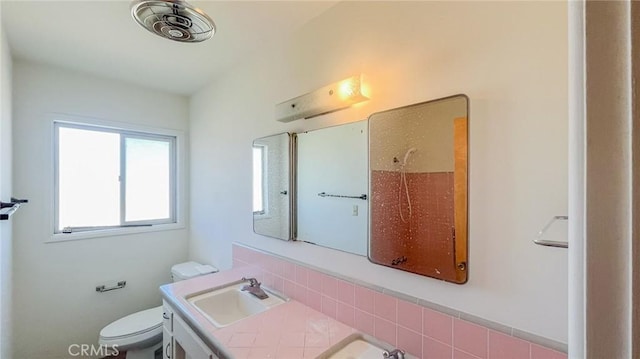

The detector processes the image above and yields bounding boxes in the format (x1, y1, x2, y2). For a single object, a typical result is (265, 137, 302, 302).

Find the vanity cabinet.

(173, 314, 217, 359)
(163, 300, 218, 359)
(162, 301, 174, 359)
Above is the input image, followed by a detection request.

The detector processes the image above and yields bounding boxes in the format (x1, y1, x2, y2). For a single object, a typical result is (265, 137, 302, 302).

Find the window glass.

(57, 127, 120, 230)
(125, 137, 172, 222)
(55, 122, 176, 234)
(252, 146, 264, 213)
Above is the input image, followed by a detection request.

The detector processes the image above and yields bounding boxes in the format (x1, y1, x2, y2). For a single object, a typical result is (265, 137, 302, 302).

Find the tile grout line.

(451, 316, 455, 358)
(421, 303, 425, 357)
(487, 326, 490, 359)
(394, 299, 398, 346)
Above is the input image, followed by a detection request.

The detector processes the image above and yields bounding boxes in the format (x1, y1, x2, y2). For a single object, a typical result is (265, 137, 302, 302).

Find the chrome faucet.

(383, 349, 405, 359)
(241, 277, 269, 300)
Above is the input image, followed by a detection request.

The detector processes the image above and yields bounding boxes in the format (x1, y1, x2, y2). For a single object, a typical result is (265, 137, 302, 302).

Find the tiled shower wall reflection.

(232, 244, 566, 359)
(370, 170, 456, 278)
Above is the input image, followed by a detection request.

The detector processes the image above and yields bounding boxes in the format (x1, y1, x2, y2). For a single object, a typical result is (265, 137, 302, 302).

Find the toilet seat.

(99, 306, 163, 350)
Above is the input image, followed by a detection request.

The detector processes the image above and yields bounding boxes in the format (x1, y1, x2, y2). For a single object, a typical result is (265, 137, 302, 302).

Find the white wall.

(0, 23, 13, 359)
(189, 1, 568, 343)
(11, 61, 190, 359)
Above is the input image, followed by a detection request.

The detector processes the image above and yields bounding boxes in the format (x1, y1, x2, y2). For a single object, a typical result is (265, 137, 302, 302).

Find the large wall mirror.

(368, 95, 469, 283)
(252, 133, 293, 240)
(296, 120, 368, 255)
(252, 95, 469, 283)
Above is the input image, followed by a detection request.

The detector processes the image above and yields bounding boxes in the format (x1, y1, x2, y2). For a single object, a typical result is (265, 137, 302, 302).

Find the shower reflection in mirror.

(396, 147, 417, 223)
(252, 133, 293, 241)
(369, 95, 469, 284)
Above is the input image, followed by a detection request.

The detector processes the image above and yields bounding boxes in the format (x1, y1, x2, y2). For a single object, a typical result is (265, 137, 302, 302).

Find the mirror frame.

(367, 94, 469, 284)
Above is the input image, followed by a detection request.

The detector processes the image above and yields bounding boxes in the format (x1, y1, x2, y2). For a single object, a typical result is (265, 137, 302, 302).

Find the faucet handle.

(383, 349, 406, 359)
(241, 277, 260, 287)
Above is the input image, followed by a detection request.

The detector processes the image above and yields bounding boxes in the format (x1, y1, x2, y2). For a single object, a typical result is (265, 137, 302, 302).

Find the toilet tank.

(171, 261, 218, 282)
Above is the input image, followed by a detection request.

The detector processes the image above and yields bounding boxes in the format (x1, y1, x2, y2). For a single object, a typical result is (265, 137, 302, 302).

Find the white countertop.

(161, 267, 358, 359)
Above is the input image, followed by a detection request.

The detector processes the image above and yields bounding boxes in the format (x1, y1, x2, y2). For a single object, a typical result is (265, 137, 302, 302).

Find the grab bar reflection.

(317, 192, 367, 200)
(533, 215, 568, 248)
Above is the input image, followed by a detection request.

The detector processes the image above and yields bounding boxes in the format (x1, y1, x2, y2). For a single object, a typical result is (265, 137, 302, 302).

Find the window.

(54, 122, 177, 234)
(252, 145, 266, 214)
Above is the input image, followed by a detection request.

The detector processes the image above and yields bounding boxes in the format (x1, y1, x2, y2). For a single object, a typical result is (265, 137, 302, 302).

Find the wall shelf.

(533, 215, 568, 248)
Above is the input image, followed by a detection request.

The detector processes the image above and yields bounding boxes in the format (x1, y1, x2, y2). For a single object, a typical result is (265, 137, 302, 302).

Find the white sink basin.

(318, 333, 401, 359)
(187, 281, 285, 328)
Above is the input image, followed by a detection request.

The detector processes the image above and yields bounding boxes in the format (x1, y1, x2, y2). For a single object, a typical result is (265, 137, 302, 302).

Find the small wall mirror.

(368, 95, 469, 283)
(297, 120, 368, 255)
(252, 133, 293, 240)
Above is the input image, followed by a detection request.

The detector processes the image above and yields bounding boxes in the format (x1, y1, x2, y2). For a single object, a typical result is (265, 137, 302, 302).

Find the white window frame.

(50, 116, 184, 242)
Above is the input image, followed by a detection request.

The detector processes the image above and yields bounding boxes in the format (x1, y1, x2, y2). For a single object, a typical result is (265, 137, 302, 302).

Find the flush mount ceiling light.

(131, 0, 215, 43)
(276, 75, 370, 123)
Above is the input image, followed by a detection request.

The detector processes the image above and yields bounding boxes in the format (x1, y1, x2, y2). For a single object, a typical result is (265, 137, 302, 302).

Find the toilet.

(99, 261, 217, 359)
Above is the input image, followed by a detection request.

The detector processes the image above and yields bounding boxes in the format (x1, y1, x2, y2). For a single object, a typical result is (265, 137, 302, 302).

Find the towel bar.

(0, 197, 29, 220)
(317, 192, 367, 200)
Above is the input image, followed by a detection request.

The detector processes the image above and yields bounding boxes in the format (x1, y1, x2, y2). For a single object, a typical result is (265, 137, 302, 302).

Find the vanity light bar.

(275, 75, 369, 123)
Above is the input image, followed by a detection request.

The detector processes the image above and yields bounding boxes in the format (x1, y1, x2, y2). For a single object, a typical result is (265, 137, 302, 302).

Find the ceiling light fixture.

(275, 75, 370, 123)
(131, 0, 215, 43)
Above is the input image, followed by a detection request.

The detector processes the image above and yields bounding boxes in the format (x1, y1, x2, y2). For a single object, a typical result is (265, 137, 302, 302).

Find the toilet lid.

(100, 306, 163, 339)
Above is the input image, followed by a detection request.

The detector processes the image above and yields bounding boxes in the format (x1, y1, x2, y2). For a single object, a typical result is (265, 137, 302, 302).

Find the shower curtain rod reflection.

(317, 192, 368, 200)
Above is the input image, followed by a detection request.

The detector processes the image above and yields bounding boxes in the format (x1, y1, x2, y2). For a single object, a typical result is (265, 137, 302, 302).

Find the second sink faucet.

(241, 277, 269, 300)
(383, 349, 406, 359)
